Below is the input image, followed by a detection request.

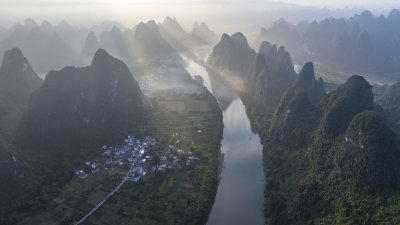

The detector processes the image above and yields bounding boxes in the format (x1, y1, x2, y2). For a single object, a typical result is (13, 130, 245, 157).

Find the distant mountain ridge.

(207, 32, 256, 77)
(0, 18, 80, 74)
(244, 41, 297, 115)
(378, 80, 400, 133)
(134, 20, 182, 64)
(158, 16, 204, 51)
(158, 17, 219, 52)
(191, 21, 219, 45)
(80, 19, 186, 68)
(97, 26, 133, 62)
(255, 9, 400, 78)
(0, 17, 215, 74)
(207, 33, 298, 116)
(82, 31, 99, 58)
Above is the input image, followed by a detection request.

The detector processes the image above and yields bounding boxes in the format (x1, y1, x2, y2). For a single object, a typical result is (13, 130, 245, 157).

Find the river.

(185, 59, 265, 225)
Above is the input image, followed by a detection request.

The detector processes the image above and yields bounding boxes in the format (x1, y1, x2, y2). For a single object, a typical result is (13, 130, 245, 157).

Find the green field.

(19, 166, 125, 225)
(20, 86, 223, 225)
(313, 63, 393, 96)
(82, 90, 223, 225)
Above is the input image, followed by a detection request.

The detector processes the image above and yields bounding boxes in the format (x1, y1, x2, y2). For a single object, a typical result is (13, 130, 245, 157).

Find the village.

(75, 135, 200, 182)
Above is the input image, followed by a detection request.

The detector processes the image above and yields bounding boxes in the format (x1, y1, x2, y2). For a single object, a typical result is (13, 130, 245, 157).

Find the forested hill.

(0, 48, 42, 224)
(25, 48, 149, 148)
(378, 80, 400, 133)
(263, 71, 400, 224)
(207, 32, 256, 77)
(0, 48, 43, 139)
(242, 41, 298, 127)
(0, 49, 150, 224)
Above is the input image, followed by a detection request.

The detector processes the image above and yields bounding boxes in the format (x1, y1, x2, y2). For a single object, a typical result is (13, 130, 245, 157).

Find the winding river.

(186, 59, 265, 225)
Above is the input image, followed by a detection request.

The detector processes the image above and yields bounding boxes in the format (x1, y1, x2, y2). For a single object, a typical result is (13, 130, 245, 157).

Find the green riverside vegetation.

(18, 83, 223, 225)
(0, 49, 223, 225)
(82, 86, 223, 225)
(245, 64, 400, 224)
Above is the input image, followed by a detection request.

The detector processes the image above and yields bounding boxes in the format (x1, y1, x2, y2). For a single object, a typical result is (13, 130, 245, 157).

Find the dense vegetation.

(207, 32, 256, 77)
(0, 49, 151, 224)
(25, 48, 149, 147)
(208, 29, 400, 224)
(0, 48, 43, 223)
(243, 41, 297, 118)
(256, 72, 400, 224)
(378, 80, 400, 133)
(207, 34, 298, 131)
(18, 77, 223, 225)
(0, 18, 224, 224)
(85, 86, 223, 225)
(0, 48, 42, 140)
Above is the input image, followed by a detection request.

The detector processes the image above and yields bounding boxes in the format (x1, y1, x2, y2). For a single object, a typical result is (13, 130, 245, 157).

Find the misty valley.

(1, 3, 400, 225)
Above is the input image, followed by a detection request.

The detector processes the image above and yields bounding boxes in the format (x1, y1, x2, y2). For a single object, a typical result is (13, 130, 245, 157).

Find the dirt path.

(74, 160, 137, 225)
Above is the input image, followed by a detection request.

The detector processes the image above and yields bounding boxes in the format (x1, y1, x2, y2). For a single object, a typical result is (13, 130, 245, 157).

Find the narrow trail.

(74, 159, 137, 225)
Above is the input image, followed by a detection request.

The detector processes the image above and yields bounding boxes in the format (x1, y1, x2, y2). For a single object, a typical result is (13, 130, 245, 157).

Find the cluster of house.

(129, 144, 200, 182)
(75, 136, 156, 179)
(75, 135, 200, 182)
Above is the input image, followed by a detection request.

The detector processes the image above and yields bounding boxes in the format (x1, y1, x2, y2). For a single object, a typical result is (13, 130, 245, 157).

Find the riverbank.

(184, 58, 265, 225)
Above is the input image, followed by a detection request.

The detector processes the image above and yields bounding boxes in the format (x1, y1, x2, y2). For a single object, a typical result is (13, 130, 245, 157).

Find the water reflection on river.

(185, 59, 265, 225)
(206, 99, 265, 225)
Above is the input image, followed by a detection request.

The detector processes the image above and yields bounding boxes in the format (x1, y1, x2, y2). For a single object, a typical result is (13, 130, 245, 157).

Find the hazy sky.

(273, 0, 400, 8)
(0, 0, 399, 7)
(0, 0, 398, 33)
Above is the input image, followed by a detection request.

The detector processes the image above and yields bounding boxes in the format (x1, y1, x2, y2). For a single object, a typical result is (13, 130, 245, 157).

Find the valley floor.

(19, 85, 223, 225)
